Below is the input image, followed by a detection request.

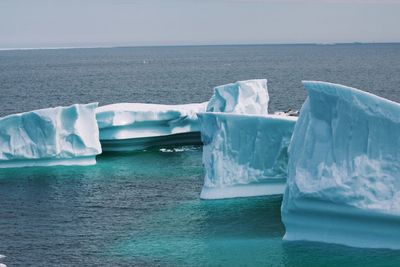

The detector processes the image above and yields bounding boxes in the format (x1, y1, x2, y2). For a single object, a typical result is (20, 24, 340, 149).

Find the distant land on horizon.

(1, 41, 400, 51)
(2, 0, 399, 53)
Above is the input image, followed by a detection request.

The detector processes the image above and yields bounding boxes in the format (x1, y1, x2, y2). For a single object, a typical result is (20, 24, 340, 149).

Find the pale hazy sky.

(1, 0, 400, 48)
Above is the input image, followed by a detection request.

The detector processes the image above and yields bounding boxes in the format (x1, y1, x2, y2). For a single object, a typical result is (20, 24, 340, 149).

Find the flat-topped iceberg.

(96, 102, 207, 151)
(0, 103, 101, 168)
(199, 112, 297, 199)
(97, 79, 270, 152)
(206, 79, 269, 114)
(282, 81, 400, 249)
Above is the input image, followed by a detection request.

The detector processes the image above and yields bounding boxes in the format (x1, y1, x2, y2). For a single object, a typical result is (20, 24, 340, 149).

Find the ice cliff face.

(206, 79, 269, 114)
(96, 102, 208, 151)
(282, 81, 400, 249)
(199, 112, 297, 199)
(0, 103, 101, 168)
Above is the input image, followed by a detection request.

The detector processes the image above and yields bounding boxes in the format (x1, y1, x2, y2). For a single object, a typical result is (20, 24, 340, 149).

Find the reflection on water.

(113, 196, 285, 266)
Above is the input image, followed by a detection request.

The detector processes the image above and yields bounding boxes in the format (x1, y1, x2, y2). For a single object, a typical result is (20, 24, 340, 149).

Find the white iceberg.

(0, 103, 101, 168)
(199, 112, 297, 199)
(206, 79, 269, 114)
(96, 102, 208, 151)
(282, 81, 400, 249)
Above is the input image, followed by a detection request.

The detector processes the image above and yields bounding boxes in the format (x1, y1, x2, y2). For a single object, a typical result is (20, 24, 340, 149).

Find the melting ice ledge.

(96, 102, 207, 151)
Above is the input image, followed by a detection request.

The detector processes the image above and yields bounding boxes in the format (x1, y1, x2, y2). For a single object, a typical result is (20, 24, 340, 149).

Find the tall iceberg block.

(0, 103, 101, 168)
(199, 112, 297, 199)
(96, 103, 207, 151)
(282, 81, 400, 249)
(206, 79, 269, 114)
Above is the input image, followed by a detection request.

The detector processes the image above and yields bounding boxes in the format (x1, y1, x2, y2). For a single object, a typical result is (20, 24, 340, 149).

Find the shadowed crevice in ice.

(96, 102, 208, 152)
(282, 81, 400, 249)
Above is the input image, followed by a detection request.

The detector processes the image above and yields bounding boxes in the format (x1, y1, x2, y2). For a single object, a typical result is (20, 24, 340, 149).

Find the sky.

(1, 0, 400, 49)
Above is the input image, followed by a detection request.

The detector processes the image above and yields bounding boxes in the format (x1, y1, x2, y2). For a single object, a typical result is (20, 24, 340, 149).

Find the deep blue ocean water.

(1, 44, 400, 266)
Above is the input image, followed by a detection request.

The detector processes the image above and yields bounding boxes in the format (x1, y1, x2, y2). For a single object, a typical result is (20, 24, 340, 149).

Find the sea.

(0, 44, 400, 266)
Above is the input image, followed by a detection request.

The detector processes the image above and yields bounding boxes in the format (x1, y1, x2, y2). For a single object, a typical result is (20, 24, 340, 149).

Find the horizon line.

(1, 41, 400, 52)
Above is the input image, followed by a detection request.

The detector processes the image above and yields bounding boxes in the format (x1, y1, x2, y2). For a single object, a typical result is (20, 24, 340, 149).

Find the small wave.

(159, 146, 199, 153)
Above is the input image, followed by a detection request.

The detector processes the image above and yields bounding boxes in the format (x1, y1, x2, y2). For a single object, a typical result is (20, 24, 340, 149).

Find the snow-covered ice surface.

(199, 112, 297, 199)
(96, 102, 207, 151)
(0, 103, 101, 168)
(282, 81, 400, 249)
(206, 79, 269, 114)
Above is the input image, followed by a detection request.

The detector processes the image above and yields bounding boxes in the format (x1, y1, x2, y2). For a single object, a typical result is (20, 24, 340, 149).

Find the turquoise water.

(1, 147, 400, 266)
(1, 44, 400, 266)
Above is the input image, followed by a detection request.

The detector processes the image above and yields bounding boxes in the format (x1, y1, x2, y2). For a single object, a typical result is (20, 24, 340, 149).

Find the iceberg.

(282, 81, 400, 249)
(96, 102, 208, 151)
(206, 79, 269, 114)
(198, 112, 297, 199)
(0, 103, 101, 168)
(96, 79, 270, 152)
